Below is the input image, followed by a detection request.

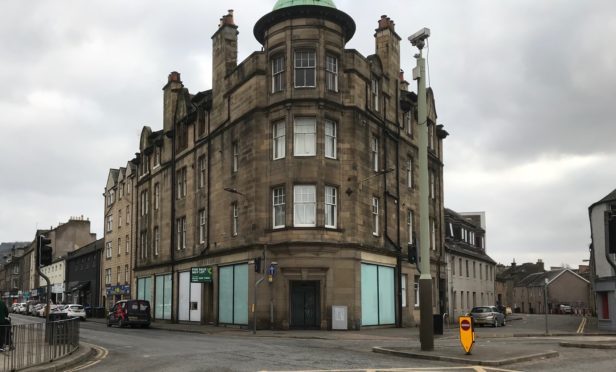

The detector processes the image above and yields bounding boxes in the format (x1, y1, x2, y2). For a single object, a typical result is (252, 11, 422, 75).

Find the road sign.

(459, 316, 475, 354)
(267, 264, 276, 276)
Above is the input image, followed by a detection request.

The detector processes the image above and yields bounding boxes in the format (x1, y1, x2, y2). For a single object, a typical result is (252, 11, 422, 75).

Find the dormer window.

(294, 50, 316, 88)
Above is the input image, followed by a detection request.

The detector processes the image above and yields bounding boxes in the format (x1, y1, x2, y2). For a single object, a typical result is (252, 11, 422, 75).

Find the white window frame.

(372, 197, 379, 236)
(408, 210, 414, 244)
(124, 264, 129, 283)
(294, 118, 316, 156)
(125, 234, 129, 254)
(406, 111, 412, 136)
(107, 215, 113, 232)
(272, 187, 286, 229)
(371, 77, 379, 111)
(199, 210, 206, 243)
(105, 268, 112, 285)
(232, 141, 239, 173)
(273, 121, 286, 160)
(105, 242, 112, 259)
(118, 210, 122, 227)
(272, 55, 285, 93)
(414, 277, 419, 307)
(198, 155, 206, 189)
(154, 183, 160, 210)
(294, 50, 316, 88)
(293, 185, 316, 227)
(324, 120, 337, 159)
(430, 170, 435, 199)
(407, 158, 413, 188)
(371, 136, 379, 172)
(431, 218, 436, 251)
(232, 203, 239, 236)
(401, 274, 408, 308)
(177, 217, 186, 250)
(154, 227, 160, 256)
(118, 237, 121, 256)
(326, 55, 338, 92)
(324, 186, 337, 229)
(117, 266, 121, 284)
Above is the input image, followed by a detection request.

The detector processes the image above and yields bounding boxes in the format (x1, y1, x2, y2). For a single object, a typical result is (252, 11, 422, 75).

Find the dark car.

(107, 300, 151, 328)
(470, 306, 506, 327)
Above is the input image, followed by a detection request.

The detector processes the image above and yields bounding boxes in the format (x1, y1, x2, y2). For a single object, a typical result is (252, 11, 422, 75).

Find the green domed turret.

(254, 0, 354, 44)
(273, 0, 337, 10)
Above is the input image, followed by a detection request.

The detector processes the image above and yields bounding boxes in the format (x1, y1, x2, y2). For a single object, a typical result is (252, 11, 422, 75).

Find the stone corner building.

(108, 0, 448, 329)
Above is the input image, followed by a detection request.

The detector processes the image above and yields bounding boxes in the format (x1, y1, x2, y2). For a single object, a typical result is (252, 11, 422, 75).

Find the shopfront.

(218, 263, 248, 325)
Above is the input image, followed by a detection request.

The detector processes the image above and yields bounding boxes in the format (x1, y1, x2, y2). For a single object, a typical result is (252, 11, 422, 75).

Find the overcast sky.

(1, 0, 614, 269)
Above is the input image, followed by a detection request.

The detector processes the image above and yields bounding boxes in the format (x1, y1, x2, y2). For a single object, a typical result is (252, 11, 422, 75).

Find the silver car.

(470, 306, 506, 327)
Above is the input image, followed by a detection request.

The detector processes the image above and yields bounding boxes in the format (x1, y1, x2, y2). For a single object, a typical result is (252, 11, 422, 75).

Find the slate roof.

(445, 242, 495, 264)
(589, 188, 616, 210)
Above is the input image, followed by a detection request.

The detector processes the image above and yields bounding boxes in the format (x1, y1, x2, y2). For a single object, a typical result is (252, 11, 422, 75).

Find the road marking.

(65, 343, 108, 371)
(259, 367, 521, 372)
(576, 317, 587, 334)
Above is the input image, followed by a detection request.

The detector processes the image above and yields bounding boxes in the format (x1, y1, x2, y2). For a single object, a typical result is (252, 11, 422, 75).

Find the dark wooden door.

(290, 281, 319, 328)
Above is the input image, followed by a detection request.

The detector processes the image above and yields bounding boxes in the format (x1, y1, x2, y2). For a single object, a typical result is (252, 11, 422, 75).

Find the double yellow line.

(576, 317, 587, 334)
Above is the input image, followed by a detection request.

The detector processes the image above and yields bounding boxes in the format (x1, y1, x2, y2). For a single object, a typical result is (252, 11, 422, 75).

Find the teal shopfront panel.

(361, 263, 395, 326)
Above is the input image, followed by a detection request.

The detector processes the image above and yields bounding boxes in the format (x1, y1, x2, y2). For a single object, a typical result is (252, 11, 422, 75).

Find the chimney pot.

(168, 71, 181, 83)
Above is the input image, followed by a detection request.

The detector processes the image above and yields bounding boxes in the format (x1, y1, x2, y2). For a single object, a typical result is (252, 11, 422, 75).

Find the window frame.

(273, 121, 286, 160)
(293, 185, 316, 227)
(272, 187, 286, 229)
(370, 136, 379, 172)
(324, 185, 337, 229)
(324, 119, 337, 159)
(294, 50, 316, 88)
(271, 55, 285, 93)
(325, 54, 338, 92)
(199, 209, 206, 244)
(232, 141, 239, 173)
(294, 117, 316, 157)
(232, 202, 239, 236)
(154, 227, 160, 256)
(372, 197, 379, 236)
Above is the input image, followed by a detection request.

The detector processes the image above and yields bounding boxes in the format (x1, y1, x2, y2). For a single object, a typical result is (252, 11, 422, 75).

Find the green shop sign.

(191, 267, 213, 283)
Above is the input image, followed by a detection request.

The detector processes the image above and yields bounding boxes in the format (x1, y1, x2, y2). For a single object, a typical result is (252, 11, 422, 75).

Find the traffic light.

(254, 257, 262, 273)
(39, 235, 53, 266)
(408, 233, 418, 264)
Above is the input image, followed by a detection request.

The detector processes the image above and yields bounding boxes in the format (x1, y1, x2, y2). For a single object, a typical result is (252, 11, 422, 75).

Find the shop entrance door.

(290, 281, 319, 329)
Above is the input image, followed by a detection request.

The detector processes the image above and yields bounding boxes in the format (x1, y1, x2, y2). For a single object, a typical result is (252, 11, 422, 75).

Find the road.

(7, 313, 615, 371)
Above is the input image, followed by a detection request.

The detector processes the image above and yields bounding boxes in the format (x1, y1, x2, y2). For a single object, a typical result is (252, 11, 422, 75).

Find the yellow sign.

(459, 316, 475, 354)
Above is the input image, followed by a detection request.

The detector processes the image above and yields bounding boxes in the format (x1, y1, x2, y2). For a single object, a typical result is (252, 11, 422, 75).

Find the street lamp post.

(409, 27, 433, 351)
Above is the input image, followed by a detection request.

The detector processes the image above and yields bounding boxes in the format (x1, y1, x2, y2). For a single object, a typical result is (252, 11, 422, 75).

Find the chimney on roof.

(537, 259, 545, 272)
(218, 9, 235, 28)
(511, 259, 516, 268)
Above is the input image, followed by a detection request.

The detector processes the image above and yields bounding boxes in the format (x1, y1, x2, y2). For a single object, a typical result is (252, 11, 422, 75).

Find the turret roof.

(273, 0, 336, 10)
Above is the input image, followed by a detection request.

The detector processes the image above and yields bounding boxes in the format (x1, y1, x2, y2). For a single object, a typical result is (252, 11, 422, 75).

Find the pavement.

(28, 315, 616, 371)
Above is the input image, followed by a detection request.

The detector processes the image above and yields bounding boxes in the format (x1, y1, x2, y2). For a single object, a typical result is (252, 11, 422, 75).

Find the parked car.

(470, 306, 506, 327)
(30, 303, 43, 316)
(37, 304, 59, 317)
(61, 304, 87, 321)
(107, 300, 151, 328)
(15, 303, 27, 314)
(559, 304, 573, 314)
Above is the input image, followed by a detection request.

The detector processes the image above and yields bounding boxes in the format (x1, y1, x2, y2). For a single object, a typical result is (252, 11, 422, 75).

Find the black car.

(107, 300, 151, 328)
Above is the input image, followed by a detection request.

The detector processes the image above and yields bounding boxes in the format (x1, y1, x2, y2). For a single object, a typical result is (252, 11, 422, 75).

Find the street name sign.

(459, 316, 475, 354)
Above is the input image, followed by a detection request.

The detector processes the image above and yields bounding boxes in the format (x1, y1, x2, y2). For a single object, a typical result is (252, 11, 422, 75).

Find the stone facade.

(120, 2, 448, 329)
(102, 164, 137, 308)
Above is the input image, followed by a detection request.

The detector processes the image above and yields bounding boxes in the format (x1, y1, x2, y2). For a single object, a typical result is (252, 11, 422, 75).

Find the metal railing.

(0, 318, 80, 371)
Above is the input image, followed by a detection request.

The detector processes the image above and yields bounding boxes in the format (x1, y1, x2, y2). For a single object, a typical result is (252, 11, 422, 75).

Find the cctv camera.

(408, 27, 430, 47)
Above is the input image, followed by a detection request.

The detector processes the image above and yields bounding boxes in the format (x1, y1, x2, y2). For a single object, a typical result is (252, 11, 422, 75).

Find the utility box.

(332, 306, 347, 330)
